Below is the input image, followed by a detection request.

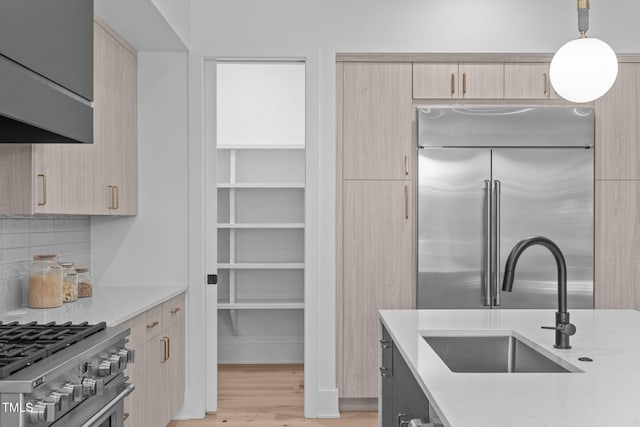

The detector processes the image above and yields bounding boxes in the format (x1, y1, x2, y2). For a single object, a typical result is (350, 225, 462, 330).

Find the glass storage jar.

(59, 262, 78, 302)
(29, 254, 63, 308)
(76, 267, 93, 298)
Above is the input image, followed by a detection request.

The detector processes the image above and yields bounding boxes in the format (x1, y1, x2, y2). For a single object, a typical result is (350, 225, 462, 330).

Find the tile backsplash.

(0, 216, 91, 312)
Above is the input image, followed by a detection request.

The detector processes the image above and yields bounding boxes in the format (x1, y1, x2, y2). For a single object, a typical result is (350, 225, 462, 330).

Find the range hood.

(0, 0, 93, 144)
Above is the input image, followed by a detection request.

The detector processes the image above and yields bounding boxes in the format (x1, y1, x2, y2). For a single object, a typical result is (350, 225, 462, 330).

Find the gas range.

(0, 321, 134, 427)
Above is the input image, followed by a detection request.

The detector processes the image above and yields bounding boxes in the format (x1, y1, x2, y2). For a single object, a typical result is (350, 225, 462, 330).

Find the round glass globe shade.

(549, 37, 618, 103)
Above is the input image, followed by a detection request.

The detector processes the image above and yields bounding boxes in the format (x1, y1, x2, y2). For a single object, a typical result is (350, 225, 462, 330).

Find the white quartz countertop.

(0, 285, 187, 326)
(379, 309, 640, 427)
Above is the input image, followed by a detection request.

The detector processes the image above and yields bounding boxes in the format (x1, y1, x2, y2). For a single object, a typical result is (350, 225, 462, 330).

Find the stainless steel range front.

(0, 322, 134, 427)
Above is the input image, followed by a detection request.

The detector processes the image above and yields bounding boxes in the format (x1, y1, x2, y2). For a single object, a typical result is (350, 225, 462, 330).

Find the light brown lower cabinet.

(340, 180, 414, 398)
(121, 293, 185, 427)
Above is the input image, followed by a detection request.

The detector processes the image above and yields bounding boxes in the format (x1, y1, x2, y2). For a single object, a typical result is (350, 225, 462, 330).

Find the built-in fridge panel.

(492, 148, 594, 309)
(417, 106, 594, 310)
(417, 148, 491, 309)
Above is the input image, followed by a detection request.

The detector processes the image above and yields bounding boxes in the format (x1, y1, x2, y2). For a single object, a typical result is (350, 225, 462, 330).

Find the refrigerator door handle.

(493, 180, 502, 306)
(483, 180, 492, 306)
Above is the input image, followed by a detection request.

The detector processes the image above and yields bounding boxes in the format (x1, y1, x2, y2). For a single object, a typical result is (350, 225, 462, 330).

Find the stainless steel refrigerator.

(417, 106, 594, 309)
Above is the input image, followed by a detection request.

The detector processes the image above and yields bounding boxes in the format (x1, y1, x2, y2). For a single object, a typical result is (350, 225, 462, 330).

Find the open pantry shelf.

(218, 262, 305, 269)
(217, 182, 305, 188)
(218, 302, 305, 310)
(217, 223, 305, 229)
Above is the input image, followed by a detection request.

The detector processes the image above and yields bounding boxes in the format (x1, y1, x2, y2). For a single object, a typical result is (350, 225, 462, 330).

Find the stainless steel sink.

(423, 335, 579, 373)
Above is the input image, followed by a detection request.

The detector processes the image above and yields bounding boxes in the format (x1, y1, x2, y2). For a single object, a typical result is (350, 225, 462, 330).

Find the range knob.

(28, 400, 55, 423)
(47, 391, 70, 411)
(109, 354, 123, 372)
(119, 348, 135, 364)
(62, 382, 83, 402)
(82, 377, 105, 396)
(98, 359, 112, 377)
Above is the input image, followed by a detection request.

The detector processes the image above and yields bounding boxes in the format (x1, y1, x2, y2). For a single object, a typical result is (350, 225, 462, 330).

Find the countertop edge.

(107, 285, 188, 326)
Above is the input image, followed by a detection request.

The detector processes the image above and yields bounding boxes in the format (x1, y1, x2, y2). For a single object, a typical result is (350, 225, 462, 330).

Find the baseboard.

(339, 397, 378, 411)
(315, 388, 340, 418)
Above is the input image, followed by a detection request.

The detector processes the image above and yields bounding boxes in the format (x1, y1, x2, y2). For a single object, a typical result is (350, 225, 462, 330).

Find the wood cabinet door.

(595, 63, 640, 180)
(167, 316, 186, 417)
(342, 180, 414, 397)
(459, 63, 504, 99)
(413, 63, 459, 99)
(92, 21, 138, 215)
(595, 181, 640, 309)
(342, 63, 413, 180)
(504, 63, 550, 99)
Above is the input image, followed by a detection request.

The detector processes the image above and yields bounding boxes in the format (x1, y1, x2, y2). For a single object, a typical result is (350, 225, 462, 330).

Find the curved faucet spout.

(501, 236, 575, 349)
(501, 236, 568, 314)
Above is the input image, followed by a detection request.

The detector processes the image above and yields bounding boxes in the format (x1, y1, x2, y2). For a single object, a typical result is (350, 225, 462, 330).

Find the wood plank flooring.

(168, 364, 377, 427)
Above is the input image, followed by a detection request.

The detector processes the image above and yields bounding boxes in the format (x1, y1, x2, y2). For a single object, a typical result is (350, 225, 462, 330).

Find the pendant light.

(549, 0, 618, 103)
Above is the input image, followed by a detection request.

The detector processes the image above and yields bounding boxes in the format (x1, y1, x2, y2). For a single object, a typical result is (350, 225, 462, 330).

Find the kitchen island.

(380, 309, 640, 427)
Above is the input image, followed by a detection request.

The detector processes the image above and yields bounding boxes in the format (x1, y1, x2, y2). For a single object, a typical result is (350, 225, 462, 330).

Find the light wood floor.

(168, 364, 377, 427)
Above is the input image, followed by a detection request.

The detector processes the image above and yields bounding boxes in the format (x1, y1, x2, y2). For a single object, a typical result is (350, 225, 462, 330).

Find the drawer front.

(162, 294, 185, 327)
(143, 304, 163, 342)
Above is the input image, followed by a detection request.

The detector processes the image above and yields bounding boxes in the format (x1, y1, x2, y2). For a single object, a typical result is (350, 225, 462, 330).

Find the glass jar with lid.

(59, 262, 78, 303)
(29, 255, 63, 308)
(76, 267, 93, 298)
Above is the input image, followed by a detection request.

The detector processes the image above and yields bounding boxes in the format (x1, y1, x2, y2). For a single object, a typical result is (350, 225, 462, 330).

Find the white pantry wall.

(188, 0, 640, 419)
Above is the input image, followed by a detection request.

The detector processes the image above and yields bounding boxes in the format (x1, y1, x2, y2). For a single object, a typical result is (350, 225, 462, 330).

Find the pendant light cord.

(578, 0, 589, 37)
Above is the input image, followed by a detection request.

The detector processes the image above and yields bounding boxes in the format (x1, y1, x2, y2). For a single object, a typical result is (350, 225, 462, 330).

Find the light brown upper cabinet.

(595, 63, 640, 180)
(413, 63, 504, 99)
(92, 20, 138, 215)
(504, 63, 552, 99)
(0, 20, 137, 215)
(342, 62, 413, 180)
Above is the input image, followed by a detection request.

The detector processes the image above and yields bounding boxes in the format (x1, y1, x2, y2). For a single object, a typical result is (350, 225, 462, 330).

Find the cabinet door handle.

(37, 174, 47, 206)
(170, 307, 181, 315)
(108, 186, 120, 210)
(462, 72, 467, 95)
(404, 185, 409, 220)
(450, 72, 455, 95)
(146, 320, 159, 329)
(404, 155, 409, 176)
(543, 72, 548, 95)
(167, 336, 171, 360)
(161, 337, 168, 363)
(108, 186, 115, 209)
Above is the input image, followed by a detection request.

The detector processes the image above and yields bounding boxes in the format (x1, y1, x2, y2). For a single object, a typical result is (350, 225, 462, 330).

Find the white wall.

(91, 52, 189, 286)
(150, 0, 191, 48)
(188, 0, 640, 419)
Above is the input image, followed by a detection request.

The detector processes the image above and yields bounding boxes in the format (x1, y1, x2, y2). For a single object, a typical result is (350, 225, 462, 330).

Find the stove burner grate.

(0, 321, 106, 379)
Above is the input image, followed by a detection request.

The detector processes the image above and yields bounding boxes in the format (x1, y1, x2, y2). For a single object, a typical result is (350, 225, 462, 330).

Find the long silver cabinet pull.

(483, 180, 492, 306)
(37, 174, 47, 206)
(543, 73, 548, 95)
(404, 155, 409, 176)
(493, 180, 501, 306)
(404, 185, 409, 220)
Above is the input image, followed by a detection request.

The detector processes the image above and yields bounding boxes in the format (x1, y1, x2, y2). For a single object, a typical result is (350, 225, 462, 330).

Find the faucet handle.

(541, 323, 576, 336)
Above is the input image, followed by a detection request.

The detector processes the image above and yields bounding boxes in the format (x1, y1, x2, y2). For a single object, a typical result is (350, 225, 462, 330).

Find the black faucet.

(502, 236, 576, 349)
